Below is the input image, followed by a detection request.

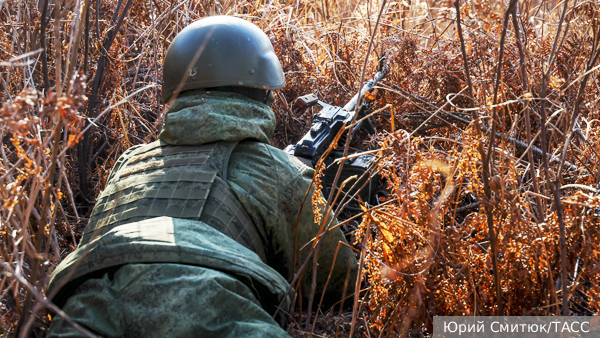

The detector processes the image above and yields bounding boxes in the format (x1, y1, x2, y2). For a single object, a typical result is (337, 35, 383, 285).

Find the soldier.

(47, 16, 357, 338)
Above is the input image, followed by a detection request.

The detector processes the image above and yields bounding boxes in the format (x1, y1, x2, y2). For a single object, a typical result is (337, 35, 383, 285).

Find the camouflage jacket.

(49, 91, 357, 311)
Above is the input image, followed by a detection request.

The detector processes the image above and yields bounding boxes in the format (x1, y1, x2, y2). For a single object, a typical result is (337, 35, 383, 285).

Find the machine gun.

(285, 57, 389, 206)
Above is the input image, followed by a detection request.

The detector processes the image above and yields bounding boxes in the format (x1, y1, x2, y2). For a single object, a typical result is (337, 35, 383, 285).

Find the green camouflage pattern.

(49, 217, 289, 316)
(76, 140, 267, 261)
(47, 263, 290, 338)
(48, 90, 357, 333)
(161, 91, 357, 300)
(159, 90, 275, 145)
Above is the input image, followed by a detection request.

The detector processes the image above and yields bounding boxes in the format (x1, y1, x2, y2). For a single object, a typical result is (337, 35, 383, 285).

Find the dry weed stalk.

(354, 0, 600, 335)
(1, 0, 599, 337)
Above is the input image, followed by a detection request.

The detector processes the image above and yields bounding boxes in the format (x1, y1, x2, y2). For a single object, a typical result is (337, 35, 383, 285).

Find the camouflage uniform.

(47, 91, 357, 337)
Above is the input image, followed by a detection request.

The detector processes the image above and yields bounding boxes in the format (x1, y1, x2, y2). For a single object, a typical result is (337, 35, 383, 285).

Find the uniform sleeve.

(227, 142, 357, 307)
(281, 167, 358, 306)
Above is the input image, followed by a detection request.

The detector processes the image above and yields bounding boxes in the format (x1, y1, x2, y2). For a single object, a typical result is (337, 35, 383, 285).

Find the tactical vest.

(84, 140, 267, 262)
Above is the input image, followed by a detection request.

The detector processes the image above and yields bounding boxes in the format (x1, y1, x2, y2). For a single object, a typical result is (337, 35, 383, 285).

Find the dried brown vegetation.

(1, 0, 599, 337)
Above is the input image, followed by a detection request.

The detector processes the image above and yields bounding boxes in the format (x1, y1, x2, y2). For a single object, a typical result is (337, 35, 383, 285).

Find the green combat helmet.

(161, 16, 285, 104)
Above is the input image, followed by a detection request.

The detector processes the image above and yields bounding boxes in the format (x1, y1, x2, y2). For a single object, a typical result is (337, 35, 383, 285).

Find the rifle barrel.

(342, 67, 387, 112)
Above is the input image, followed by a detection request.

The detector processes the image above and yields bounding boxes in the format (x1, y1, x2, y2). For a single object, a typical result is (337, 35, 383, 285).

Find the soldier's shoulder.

(264, 144, 313, 175)
(232, 141, 313, 179)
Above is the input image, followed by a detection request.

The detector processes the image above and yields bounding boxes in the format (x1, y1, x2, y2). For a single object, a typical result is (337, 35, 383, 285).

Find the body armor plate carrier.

(85, 140, 267, 262)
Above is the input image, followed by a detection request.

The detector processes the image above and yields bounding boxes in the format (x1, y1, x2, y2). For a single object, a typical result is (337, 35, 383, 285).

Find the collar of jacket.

(159, 90, 276, 145)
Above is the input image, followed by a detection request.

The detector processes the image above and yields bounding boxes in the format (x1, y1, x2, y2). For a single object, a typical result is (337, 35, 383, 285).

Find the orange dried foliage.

(1, 0, 600, 337)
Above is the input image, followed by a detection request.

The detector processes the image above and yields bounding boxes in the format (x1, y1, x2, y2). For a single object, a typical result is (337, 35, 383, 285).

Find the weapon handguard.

(284, 57, 389, 205)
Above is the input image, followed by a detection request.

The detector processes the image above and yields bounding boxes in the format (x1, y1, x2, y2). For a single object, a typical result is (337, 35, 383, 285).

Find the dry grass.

(1, 0, 599, 337)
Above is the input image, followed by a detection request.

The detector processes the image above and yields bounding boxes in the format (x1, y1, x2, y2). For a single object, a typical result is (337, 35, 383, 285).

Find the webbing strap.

(210, 177, 267, 262)
(92, 183, 211, 217)
(99, 201, 207, 227)
(219, 142, 238, 181)
(128, 140, 165, 156)
(208, 141, 267, 262)
(101, 170, 216, 198)
(128, 144, 217, 165)
(118, 156, 209, 179)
